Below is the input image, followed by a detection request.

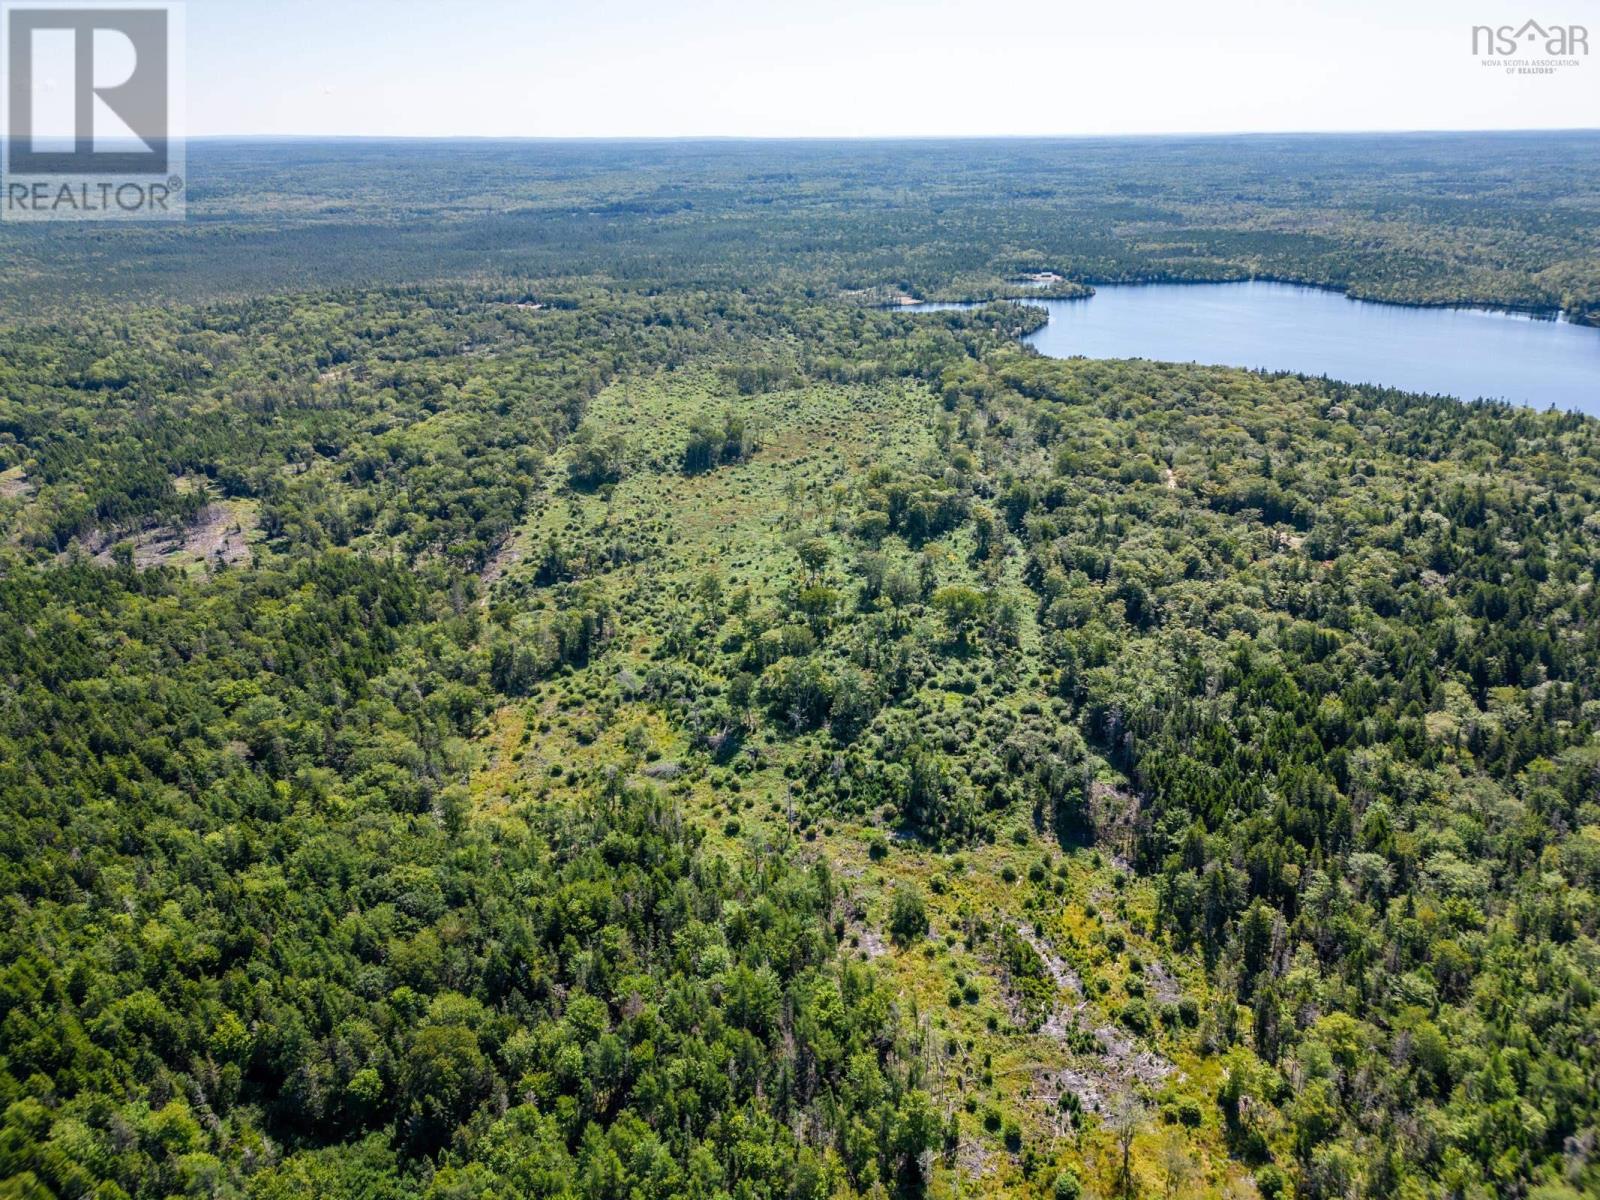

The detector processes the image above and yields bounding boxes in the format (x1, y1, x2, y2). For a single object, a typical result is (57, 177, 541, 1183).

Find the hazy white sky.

(185, 0, 1598, 137)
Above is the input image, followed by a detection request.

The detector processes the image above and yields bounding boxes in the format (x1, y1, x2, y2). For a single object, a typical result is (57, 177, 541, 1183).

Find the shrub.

(1121, 998, 1152, 1034)
(888, 885, 929, 947)
(1256, 1164, 1289, 1200)
(1003, 1117, 1022, 1152)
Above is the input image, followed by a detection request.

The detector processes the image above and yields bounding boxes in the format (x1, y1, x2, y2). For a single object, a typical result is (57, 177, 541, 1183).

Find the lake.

(915, 282, 1600, 415)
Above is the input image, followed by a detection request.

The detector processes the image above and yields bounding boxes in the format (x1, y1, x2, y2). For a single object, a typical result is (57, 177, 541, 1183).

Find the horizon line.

(177, 126, 1600, 144)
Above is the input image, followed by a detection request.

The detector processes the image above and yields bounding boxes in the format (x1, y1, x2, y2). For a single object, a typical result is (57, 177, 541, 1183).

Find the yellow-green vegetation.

(478, 366, 1247, 1195)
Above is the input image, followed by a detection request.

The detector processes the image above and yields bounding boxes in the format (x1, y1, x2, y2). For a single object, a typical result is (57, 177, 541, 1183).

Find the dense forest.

(2, 137, 1600, 1200)
(1, 132, 1599, 322)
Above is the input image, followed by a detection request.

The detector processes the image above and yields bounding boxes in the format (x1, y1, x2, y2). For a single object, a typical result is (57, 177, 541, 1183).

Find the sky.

(178, 0, 1598, 137)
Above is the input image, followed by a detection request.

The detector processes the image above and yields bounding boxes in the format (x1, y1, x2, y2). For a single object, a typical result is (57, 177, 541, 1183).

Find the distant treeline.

(1, 132, 1597, 321)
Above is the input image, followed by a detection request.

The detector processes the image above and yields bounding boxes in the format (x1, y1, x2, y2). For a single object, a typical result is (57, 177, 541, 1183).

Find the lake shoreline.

(1073, 274, 1581, 325)
(893, 275, 1581, 326)
(899, 279, 1600, 413)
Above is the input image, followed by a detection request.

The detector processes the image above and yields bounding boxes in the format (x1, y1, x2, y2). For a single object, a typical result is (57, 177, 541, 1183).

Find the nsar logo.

(1470, 19, 1587, 75)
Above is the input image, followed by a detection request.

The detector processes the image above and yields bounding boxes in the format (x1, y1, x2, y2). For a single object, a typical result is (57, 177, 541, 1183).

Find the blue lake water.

(915, 282, 1600, 415)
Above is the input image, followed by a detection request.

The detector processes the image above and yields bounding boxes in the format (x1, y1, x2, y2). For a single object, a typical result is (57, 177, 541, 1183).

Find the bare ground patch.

(479, 533, 525, 586)
(0, 467, 31, 501)
(1037, 1027, 1177, 1117)
(1023, 928, 1084, 997)
(94, 499, 259, 571)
